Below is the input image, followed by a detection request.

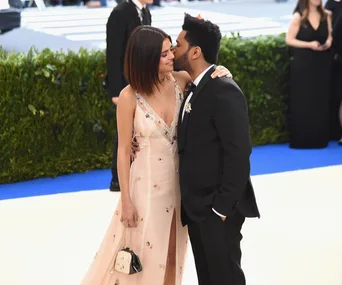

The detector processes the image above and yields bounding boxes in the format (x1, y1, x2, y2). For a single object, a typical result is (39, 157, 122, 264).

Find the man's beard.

(174, 51, 192, 73)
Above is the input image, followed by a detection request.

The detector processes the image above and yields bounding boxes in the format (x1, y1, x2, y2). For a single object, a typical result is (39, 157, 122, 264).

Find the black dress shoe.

(110, 181, 120, 192)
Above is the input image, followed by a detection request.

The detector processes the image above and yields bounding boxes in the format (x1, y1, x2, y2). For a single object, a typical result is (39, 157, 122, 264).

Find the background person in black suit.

(325, 0, 342, 144)
(174, 14, 260, 285)
(105, 0, 152, 191)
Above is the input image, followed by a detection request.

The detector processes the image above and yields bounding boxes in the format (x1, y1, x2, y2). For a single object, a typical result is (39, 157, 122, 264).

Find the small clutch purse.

(114, 229, 142, 275)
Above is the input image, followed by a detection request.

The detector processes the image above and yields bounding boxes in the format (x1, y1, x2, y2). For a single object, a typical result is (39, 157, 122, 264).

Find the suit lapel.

(177, 95, 188, 150)
(178, 66, 216, 151)
(128, 0, 142, 25)
(127, 0, 151, 25)
(146, 8, 152, 25)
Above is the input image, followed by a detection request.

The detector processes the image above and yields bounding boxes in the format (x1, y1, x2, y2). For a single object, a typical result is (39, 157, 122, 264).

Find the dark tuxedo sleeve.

(106, 10, 127, 98)
(212, 84, 252, 217)
(324, 0, 334, 12)
(333, 14, 342, 47)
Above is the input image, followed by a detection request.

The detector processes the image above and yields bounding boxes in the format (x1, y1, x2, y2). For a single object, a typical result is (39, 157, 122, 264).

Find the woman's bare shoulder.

(118, 85, 136, 108)
(292, 12, 301, 22)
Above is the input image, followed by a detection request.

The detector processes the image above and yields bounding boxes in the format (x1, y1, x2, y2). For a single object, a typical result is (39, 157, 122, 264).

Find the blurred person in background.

(325, 0, 342, 145)
(105, 0, 152, 192)
(286, 0, 333, 149)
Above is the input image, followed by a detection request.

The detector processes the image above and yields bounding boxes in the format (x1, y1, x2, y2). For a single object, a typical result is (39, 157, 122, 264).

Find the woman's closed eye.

(161, 49, 173, 58)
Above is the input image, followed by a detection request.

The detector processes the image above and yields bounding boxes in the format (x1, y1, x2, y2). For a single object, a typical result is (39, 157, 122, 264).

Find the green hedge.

(0, 34, 290, 184)
(219, 34, 290, 144)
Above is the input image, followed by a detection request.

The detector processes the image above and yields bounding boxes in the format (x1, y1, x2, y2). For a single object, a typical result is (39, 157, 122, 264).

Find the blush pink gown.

(80, 78, 188, 285)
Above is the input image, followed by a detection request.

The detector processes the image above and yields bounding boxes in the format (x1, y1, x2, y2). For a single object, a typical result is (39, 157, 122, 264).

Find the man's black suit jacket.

(106, 0, 152, 98)
(177, 66, 260, 226)
(325, 0, 342, 53)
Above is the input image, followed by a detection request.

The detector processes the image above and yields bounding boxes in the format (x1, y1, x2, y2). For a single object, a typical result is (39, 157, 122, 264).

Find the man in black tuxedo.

(174, 14, 260, 285)
(106, 0, 152, 191)
(325, 0, 342, 143)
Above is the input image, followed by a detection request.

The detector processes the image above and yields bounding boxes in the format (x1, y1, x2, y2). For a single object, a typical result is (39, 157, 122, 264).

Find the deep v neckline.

(138, 82, 179, 129)
(308, 18, 321, 32)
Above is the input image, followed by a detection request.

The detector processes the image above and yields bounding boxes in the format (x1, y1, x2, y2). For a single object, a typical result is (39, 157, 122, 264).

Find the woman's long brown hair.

(294, 0, 327, 25)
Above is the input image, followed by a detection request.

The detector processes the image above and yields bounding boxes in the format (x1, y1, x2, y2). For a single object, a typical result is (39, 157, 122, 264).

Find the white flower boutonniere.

(185, 102, 192, 113)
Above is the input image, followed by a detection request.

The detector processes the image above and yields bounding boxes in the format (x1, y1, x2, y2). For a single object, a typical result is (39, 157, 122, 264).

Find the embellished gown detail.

(80, 78, 188, 285)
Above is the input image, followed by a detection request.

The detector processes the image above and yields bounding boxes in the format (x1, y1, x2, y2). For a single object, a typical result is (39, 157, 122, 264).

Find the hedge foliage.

(0, 34, 290, 183)
(219, 34, 290, 144)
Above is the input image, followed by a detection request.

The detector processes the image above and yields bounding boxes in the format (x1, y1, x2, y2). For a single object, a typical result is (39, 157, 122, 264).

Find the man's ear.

(190, 46, 202, 60)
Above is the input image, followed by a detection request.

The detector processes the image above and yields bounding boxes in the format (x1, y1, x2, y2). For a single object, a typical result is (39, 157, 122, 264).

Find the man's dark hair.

(182, 13, 222, 64)
(124, 26, 172, 95)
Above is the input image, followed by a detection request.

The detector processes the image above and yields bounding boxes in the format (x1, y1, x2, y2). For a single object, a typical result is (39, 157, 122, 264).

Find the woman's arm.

(172, 66, 233, 92)
(116, 86, 138, 228)
(172, 71, 191, 92)
(286, 12, 317, 49)
(322, 13, 333, 50)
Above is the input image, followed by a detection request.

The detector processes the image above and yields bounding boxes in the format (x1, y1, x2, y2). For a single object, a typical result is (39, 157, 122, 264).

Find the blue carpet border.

(1, 142, 341, 200)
